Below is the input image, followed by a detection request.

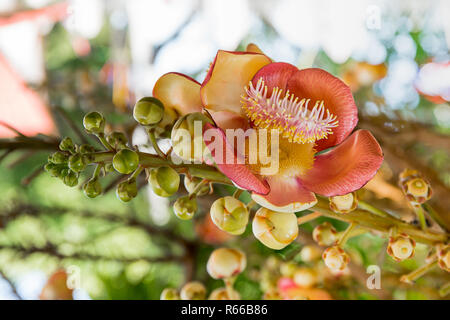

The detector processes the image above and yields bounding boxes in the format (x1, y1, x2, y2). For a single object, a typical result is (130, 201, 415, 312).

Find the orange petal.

(152, 72, 203, 116)
(300, 130, 383, 196)
(252, 176, 317, 213)
(201, 50, 271, 115)
(209, 110, 250, 131)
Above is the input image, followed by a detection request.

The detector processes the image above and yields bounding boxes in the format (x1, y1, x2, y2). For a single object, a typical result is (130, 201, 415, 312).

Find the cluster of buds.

(329, 192, 358, 214)
(210, 196, 249, 235)
(399, 169, 432, 206)
(387, 233, 416, 262)
(252, 208, 298, 250)
(312, 222, 338, 246)
(45, 137, 80, 188)
(322, 246, 350, 272)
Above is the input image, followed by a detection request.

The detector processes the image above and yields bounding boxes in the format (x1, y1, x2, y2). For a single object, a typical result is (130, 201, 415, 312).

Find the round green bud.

(160, 288, 180, 300)
(59, 168, 70, 178)
(184, 176, 210, 196)
(171, 112, 213, 162)
(50, 152, 69, 164)
(116, 179, 138, 202)
(78, 144, 96, 154)
(112, 149, 139, 174)
(63, 170, 78, 187)
(133, 97, 164, 126)
(210, 196, 249, 235)
(68, 153, 88, 173)
(83, 178, 102, 198)
(59, 137, 75, 153)
(149, 166, 180, 197)
(173, 196, 198, 220)
(83, 111, 105, 134)
(106, 132, 128, 149)
(44, 163, 61, 177)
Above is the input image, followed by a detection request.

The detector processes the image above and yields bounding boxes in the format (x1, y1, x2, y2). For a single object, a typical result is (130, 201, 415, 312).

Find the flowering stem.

(336, 223, 357, 247)
(297, 211, 321, 225)
(92, 164, 102, 179)
(224, 277, 236, 300)
(312, 197, 447, 245)
(147, 128, 167, 159)
(400, 259, 437, 284)
(95, 132, 113, 151)
(358, 200, 392, 218)
(422, 203, 450, 232)
(414, 205, 427, 231)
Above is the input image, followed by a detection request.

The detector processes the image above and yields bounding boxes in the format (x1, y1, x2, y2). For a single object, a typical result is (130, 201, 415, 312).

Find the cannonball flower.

(153, 44, 383, 213)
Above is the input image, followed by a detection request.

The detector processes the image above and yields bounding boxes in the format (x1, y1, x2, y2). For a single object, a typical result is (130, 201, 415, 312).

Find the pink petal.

(209, 110, 250, 131)
(203, 123, 269, 194)
(300, 130, 383, 196)
(251, 176, 317, 213)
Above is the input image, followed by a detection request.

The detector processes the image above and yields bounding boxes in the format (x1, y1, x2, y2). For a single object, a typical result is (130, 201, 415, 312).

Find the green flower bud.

(83, 178, 102, 198)
(63, 170, 78, 187)
(160, 288, 179, 300)
(106, 132, 128, 149)
(44, 163, 62, 177)
(133, 97, 165, 126)
(112, 149, 139, 174)
(68, 153, 88, 173)
(210, 196, 249, 235)
(78, 144, 95, 154)
(49, 152, 69, 164)
(59, 137, 75, 153)
(149, 166, 180, 197)
(173, 196, 198, 220)
(116, 179, 138, 202)
(184, 176, 210, 196)
(171, 112, 213, 162)
(83, 111, 105, 134)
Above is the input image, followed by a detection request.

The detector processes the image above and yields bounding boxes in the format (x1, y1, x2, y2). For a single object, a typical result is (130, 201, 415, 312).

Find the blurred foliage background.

(0, 0, 449, 300)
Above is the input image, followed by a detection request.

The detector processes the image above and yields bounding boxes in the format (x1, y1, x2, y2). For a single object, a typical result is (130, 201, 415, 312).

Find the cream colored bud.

(207, 248, 246, 279)
(437, 244, 450, 272)
(180, 281, 206, 300)
(329, 192, 358, 213)
(387, 234, 416, 261)
(322, 246, 350, 271)
(208, 287, 240, 300)
(252, 208, 298, 250)
(160, 288, 180, 300)
(300, 245, 322, 262)
(210, 196, 249, 235)
(312, 222, 337, 246)
(293, 268, 318, 288)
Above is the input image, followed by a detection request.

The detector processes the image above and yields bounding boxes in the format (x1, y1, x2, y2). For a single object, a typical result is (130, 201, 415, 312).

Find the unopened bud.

(300, 245, 322, 262)
(437, 244, 449, 272)
(252, 208, 298, 250)
(116, 179, 138, 202)
(83, 178, 102, 198)
(171, 112, 213, 161)
(180, 281, 206, 300)
(78, 144, 95, 154)
(399, 169, 432, 205)
(59, 137, 75, 153)
(149, 166, 180, 197)
(160, 288, 180, 300)
(106, 132, 128, 150)
(83, 111, 105, 134)
(184, 176, 210, 196)
(209, 287, 240, 300)
(312, 222, 337, 246)
(133, 97, 165, 126)
(387, 234, 416, 261)
(322, 246, 350, 271)
(68, 153, 89, 173)
(112, 149, 139, 174)
(210, 196, 249, 235)
(329, 192, 358, 213)
(207, 248, 246, 279)
(293, 268, 318, 288)
(45, 163, 62, 177)
(63, 170, 78, 187)
(49, 152, 69, 164)
(173, 196, 198, 220)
